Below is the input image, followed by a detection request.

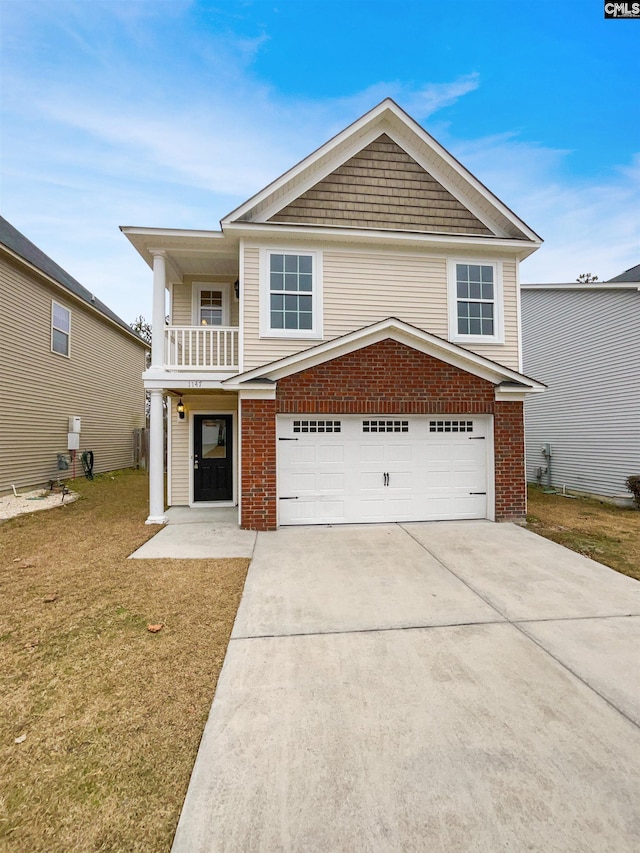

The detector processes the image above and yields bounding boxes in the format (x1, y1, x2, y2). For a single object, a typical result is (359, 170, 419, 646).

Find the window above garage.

(260, 248, 323, 339)
(447, 259, 504, 345)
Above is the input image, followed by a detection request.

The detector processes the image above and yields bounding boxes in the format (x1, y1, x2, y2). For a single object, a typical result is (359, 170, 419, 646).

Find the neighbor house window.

(447, 259, 503, 343)
(260, 249, 322, 338)
(52, 302, 70, 356)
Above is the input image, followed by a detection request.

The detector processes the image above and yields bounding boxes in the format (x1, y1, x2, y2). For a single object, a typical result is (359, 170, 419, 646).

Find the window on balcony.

(192, 283, 230, 326)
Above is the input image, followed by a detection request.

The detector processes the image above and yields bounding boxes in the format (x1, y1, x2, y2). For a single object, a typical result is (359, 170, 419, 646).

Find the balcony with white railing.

(164, 326, 239, 372)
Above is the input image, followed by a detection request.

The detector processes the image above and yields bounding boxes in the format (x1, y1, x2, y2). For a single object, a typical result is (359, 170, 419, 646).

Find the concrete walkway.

(129, 506, 256, 559)
(172, 521, 640, 852)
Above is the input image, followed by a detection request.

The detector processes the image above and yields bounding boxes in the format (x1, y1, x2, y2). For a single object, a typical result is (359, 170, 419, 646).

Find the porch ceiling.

(120, 227, 239, 281)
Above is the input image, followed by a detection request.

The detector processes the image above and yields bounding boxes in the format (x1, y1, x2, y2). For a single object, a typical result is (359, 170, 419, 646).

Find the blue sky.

(1, 0, 638, 324)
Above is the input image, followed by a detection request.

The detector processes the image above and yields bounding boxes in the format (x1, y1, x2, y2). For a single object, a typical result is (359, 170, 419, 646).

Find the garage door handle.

(279, 496, 299, 500)
(279, 437, 299, 441)
(469, 436, 485, 440)
(383, 472, 389, 487)
(469, 492, 486, 495)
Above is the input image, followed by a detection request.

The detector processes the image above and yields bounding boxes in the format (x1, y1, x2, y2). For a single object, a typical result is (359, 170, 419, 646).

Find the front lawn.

(527, 485, 640, 581)
(0, 469, 249, 851)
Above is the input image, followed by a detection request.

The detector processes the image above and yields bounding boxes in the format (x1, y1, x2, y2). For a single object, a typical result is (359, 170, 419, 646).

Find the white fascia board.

(521, 282, 640, 291)
(142, 373, 238, 389)
(222, 222, 540, 257)
(236, 386, 277, 400)
(495, 388, 540, 402)
(224, 318, 544, 392)
(120, 226, 226, 240)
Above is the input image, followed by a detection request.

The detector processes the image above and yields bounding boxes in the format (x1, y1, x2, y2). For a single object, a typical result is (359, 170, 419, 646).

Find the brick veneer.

(240, 399, 277, 530)
(240, 339, 525, 530)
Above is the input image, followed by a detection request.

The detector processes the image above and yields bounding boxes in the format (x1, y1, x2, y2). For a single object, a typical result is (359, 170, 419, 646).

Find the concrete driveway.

(172, 521, 640, 852)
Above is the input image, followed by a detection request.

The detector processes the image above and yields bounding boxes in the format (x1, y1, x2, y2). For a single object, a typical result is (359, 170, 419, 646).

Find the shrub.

(626, 475, 640, 508)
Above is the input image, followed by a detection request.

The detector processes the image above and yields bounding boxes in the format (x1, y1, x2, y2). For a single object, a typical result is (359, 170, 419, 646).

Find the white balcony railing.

(164, 326, 239, 371)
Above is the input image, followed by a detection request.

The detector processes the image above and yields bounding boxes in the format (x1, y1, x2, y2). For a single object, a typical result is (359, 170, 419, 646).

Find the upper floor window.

(447, 259, 503, 344)
(52, 302, 70, 356)
(260, 249, 322, 339)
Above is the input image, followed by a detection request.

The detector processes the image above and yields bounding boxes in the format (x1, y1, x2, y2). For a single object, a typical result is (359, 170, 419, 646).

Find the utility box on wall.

(68, 416, 81, 433)
(67, 432, 80, 451)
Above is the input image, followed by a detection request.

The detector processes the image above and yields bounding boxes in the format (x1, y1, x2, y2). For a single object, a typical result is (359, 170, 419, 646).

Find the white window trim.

(51, 301, 71, 357)
(191, 282, 232, 327)
(447, 258, 504, 345)
(259, 247, 323, 339)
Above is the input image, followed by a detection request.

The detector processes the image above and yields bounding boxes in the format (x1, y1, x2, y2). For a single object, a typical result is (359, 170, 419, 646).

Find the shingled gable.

(221, 99, 541, 245)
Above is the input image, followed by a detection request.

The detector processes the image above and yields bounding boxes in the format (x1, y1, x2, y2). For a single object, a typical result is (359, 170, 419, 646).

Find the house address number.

(189, 380, 203, 388)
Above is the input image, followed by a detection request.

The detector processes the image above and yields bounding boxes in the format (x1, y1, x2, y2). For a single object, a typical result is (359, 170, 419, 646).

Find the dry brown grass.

(527, 485, 640, 581)
(0, 469, 249, 852)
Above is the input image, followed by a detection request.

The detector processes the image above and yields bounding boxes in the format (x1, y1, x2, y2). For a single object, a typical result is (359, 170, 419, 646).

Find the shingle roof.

(0, 216, 147, 344)
(606, 264, 640, 283)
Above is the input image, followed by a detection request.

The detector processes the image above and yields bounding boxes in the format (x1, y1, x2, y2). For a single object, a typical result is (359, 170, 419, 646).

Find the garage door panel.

(385, 444, 413, 463)
(360, 445, 385, 463)
(277, 415, 490, 526)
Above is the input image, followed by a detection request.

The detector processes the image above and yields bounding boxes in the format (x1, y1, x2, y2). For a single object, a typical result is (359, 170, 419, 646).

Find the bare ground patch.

(0, 469, 248, 852)
(527, 485, 640, 582)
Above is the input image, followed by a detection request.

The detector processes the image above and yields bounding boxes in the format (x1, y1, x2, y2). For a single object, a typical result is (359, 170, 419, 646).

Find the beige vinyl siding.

(171, 279, 239, 327)
(168, 393, 238, 506)
(269, 135, 494, 236)
(0, 255, 147, 493)
(242, 245, 520, 370)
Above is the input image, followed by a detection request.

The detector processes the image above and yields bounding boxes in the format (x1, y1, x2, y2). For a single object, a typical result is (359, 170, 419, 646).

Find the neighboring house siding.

(0, 256, 147, 492)
(242, 244, 520, 370)
(522, 287, 640, 499)
(169, 393, 238, 506)
(268, 134, 494, 235)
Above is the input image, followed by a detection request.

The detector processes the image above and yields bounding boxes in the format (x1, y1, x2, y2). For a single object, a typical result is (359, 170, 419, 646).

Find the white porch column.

(150, 250, 167, 371)
(147, 388, 168, 524)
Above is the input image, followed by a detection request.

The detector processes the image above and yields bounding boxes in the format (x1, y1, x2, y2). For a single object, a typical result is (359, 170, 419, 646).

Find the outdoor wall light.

(177, 399, 185, 420)
(234, 279, 240, 299)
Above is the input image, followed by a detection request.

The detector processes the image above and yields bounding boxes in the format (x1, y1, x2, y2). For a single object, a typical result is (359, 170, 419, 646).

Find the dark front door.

(193, 415, 233, 502)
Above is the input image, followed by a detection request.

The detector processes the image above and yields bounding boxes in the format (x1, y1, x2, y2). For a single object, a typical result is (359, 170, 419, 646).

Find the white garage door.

(277, 415, 491, 526)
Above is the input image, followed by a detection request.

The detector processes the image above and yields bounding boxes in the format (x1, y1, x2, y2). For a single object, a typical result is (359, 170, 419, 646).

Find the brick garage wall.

(277, 339, 495, 414)
(240, 340, 526, 529)
(240, 398, 277, 530)
(494, 400, 526, 520)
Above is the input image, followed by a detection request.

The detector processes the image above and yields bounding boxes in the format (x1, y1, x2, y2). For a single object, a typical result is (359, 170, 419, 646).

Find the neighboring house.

(522, 265, 640, 503)
(0, 216, 149, 493)
(122, 99, 545, 530)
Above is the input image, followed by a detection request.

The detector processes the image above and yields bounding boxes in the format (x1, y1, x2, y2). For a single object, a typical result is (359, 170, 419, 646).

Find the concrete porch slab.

(129, 507, 255, 559)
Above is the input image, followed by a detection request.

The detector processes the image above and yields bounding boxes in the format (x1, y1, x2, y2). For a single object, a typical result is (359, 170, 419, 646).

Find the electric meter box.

(68, 416, 81, 433)
(67, 432, 80, 451)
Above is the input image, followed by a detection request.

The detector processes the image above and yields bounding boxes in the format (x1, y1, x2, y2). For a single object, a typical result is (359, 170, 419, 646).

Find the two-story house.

(0, 216, 149, 494)
(122, 99, 544, 530)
